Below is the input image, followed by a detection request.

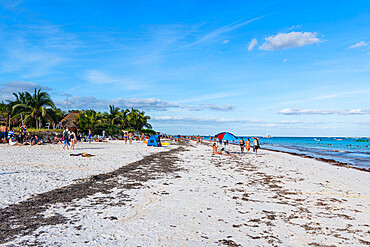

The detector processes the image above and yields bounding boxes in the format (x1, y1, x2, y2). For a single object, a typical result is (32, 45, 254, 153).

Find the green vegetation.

(0, 88, 154, 135)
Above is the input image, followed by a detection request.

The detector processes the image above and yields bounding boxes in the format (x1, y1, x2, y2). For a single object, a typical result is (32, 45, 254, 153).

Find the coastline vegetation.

(0, 88, 154, 135)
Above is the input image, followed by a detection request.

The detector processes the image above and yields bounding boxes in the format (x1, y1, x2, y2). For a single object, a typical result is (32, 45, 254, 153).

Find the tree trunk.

(21, 113, 24, 126)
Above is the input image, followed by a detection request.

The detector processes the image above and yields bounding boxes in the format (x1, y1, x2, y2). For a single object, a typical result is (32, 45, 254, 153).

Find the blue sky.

(0, 0, 369, 136)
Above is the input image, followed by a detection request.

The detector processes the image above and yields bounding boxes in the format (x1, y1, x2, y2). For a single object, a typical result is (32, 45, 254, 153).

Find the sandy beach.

(1, 140, 369, 246)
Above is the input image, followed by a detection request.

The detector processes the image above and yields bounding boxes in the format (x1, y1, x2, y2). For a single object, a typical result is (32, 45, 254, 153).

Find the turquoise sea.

(206, 136, 370, 170)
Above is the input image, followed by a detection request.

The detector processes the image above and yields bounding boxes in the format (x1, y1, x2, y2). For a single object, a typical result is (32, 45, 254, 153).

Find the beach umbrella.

(215, 132, 237, 141)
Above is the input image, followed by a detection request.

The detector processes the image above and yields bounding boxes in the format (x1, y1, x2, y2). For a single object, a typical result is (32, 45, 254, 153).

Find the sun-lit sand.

(1, 140, 369, 246)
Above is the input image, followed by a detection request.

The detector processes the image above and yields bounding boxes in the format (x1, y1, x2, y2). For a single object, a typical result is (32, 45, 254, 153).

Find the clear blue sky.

(0, 0, 369, 136)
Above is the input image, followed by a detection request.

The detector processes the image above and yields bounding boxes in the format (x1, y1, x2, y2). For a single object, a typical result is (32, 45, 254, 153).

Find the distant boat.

(263, 125, 272, 138)
(356, 139, 369, 142)
(334, 138, 344, 141)
(314, 138, 322, 141)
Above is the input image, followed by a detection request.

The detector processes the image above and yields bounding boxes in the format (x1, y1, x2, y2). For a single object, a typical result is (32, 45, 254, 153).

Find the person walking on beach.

(128, 132, 133, 144)
(239, 137, 245, 154)
(252, 137, 260, 156)
(123, 131, 128, 144)
(70, 131, 76, 150)
(87, 129, 92, 143)
(63, 128, 70, 149)
(245, 138, 251, 154)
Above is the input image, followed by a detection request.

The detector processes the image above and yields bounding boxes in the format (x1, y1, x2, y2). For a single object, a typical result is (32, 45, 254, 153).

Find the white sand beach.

(1, 140, 369, 246)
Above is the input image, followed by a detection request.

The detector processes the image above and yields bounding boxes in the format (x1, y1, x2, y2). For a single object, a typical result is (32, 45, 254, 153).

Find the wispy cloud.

(348, 41, 368, 49)
(0, 0, 24, 10)
(287, 25, 302, 31)
(84, 70, 149, 90)
(248, 38, 257, 51)
(186, 16, 264, 47)
(0, 23, 79, 77)
(178, 88, 248, 103)
(278, 108, 370, 115)
(182, 104, 235, 111)
(259, 31, 321, 51)
(277, 88, 370, 105)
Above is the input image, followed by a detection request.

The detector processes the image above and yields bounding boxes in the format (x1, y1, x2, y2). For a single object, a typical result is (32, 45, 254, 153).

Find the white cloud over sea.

(279, 108, 370, 115)
(259, 31, 321, 51)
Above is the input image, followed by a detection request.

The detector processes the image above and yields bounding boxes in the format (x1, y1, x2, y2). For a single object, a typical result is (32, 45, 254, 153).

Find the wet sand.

(1, 140, 369, 246)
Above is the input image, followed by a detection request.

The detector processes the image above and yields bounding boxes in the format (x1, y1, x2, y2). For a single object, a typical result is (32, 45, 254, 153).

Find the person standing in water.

(252, 137, 260, 156)
(239, 137, 245, 154)
(245, 138, 251, 154)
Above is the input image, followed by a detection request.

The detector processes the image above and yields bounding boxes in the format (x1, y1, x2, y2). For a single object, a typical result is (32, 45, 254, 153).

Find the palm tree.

(76, 110, 101, 132)
(7, 92, 28, 125)
(106, 105, 121, 125)
(13, 88, 55, 129)
(138, 110, 152, 129)
(120, 108, 130, 128)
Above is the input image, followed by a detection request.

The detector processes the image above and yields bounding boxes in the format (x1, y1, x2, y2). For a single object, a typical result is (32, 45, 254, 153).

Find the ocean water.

(206, 136, 370, 169)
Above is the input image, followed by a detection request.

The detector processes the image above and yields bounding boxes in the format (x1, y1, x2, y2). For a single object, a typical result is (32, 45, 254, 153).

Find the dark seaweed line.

(0, 146, 186, 244)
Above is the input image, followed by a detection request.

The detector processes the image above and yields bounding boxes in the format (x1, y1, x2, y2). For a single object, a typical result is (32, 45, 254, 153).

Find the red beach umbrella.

(215, 132, 237, 141)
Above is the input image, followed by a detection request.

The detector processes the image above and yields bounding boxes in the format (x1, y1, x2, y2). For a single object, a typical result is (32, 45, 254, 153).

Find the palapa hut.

(59, 111, 80, 130)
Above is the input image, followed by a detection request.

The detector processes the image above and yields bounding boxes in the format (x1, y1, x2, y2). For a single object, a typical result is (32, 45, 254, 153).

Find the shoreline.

(218, 142, 369, 173)
(261, 147, 370, 173)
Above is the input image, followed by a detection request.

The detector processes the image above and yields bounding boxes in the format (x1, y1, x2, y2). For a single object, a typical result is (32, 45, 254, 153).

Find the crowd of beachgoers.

(0, 124, 149, 149)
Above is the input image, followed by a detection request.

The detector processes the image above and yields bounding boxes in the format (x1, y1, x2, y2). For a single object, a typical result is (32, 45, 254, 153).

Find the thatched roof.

(62, 119, 77, 129)
(60, 111, 80, 129)
(60, 111, 80, 123)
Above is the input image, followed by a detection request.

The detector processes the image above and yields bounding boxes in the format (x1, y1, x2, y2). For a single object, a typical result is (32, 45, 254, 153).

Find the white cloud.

(348, 41, 368, 49)
(259, 31, 321, 51)
(55, 96, 180, 111)
(282, 58, 288, 62)
(223, 40, 230, 44)
(279, 108, 370, 115)
(287, 25, 302, 31)
(55, 95, 235, 112)
(84, 70, 148, 90)
(151, 116, 253, 124)
(182, 104, 235, 111)
(248, 38, 257, 51)
(0, 81, 52, 101)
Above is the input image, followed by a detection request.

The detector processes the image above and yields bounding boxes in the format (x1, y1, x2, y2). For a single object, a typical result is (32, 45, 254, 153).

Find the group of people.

(239, 137, 260, 155)
(0, 125, 43, 146)
(212, 137, 260, 156)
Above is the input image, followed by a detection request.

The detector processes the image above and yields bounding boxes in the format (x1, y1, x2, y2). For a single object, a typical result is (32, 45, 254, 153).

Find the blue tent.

(147, 135, 162, 147)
